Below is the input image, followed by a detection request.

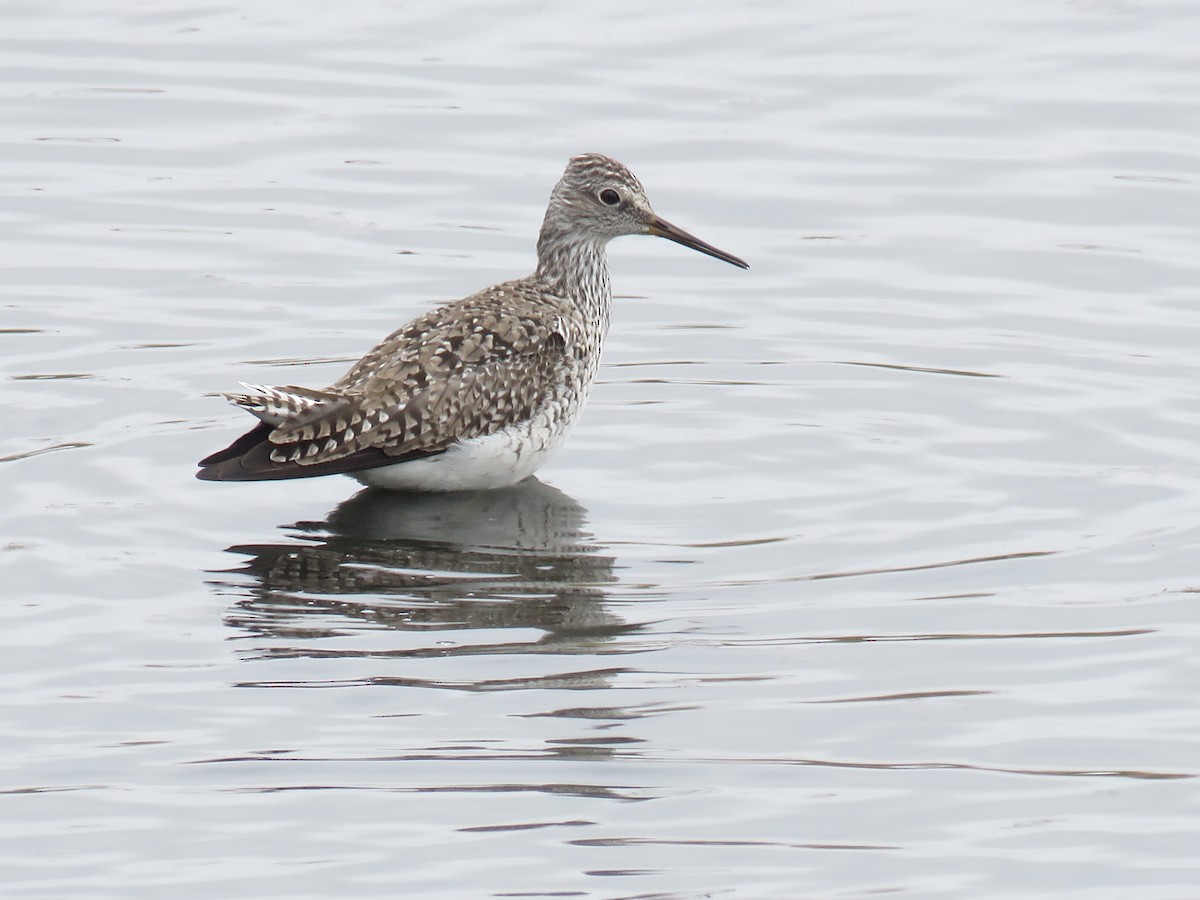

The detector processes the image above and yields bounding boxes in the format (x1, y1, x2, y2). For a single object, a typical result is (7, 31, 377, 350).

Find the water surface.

(4, 1, 1200, 896)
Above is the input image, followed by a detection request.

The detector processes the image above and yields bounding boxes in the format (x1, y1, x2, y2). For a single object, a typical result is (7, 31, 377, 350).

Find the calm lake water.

(4, 1, 1200, 896)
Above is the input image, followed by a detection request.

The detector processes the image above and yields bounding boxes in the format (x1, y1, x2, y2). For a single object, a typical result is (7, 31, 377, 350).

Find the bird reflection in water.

(213, 479, 632, 663)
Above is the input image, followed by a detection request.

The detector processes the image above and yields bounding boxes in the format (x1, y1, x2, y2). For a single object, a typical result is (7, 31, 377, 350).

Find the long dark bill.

(648, 216, 749, 269)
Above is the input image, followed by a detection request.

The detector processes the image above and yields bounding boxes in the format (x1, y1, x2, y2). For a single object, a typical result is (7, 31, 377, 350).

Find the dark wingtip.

(195, 463, 230, 481)
(198, 422, 272, 468)
(196, 421, 433, 483)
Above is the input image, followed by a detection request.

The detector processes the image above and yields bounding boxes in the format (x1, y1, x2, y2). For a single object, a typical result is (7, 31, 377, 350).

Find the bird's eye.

(598, 188, 620, 206)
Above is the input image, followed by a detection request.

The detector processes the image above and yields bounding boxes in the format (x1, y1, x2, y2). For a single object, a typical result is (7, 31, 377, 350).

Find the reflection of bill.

(213, 479, 628, 657)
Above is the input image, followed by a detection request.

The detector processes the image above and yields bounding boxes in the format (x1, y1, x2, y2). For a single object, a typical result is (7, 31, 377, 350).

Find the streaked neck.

(535, 227, 612, 323)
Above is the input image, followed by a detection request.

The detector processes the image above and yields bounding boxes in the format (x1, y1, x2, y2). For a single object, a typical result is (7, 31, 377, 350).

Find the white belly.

(352, 415, 574, 492)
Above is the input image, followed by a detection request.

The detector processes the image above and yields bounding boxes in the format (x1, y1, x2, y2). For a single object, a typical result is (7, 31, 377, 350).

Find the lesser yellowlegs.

(197, 153, 748, 489)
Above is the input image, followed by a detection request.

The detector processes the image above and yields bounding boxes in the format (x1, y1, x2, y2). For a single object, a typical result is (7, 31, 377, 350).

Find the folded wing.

(197, 287, 570, 482)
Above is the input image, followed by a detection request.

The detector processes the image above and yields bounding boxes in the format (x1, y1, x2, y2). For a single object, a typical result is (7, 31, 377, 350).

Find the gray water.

(4, 1, 1200, 897)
